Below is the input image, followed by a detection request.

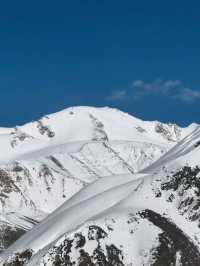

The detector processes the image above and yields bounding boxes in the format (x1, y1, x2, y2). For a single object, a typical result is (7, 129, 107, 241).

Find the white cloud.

(132, 80, 144, 87)
(131, 79, 200, 103)
(105, 79, 200, 103)
(106, 90, 127, 101)
(175, 87, 200, 103)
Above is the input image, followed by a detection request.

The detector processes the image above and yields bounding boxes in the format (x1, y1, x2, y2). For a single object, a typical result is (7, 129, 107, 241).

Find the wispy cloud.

(105, 79, 200, 103)
(106, 90, 127, 101)
(131, 79, 200, 103)
(174, 88, 200, 103)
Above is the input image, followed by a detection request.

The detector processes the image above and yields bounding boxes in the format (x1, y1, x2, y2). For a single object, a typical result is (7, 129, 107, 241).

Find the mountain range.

(0, 106, 199, 266)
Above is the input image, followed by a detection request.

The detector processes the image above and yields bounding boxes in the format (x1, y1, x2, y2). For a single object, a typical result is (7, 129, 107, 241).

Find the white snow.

(0, 106, 199, 265)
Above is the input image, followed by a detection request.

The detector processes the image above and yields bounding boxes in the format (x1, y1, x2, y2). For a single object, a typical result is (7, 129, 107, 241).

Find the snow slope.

(0, 106, 178, 251)
(0, 107, 189, 222)
(0, 106, 197, 164)
(0, 108, 200, 265)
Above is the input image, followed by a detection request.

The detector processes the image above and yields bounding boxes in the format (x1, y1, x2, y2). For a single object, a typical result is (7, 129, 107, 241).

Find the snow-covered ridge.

(2, 123, 200, 265)
(0, 106, 200, 265)
(0, 106, 197, 164)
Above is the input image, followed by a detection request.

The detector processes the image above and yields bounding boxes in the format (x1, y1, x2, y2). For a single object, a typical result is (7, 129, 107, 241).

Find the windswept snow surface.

(0, 106, 196, 164)
(0, 106, 199, 265)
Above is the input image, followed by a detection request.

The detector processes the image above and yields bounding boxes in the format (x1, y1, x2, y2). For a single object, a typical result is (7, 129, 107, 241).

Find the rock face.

(0, 224, 25, 253)
(37, 211, 200, 266)
(140, 209, 200, 266)
(155, 122, 182, 142)
(0, 106, 200, 266)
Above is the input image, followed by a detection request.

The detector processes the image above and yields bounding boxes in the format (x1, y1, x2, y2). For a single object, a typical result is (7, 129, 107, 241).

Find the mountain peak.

(1, 106, 200, 266)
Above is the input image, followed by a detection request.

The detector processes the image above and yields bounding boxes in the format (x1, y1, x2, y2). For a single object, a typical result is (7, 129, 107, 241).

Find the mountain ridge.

(0, 106, 200, 265)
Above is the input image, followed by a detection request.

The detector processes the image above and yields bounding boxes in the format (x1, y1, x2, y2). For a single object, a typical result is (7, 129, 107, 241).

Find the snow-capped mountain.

(0, 106, 196, 164)
(0, 106, 199, 265)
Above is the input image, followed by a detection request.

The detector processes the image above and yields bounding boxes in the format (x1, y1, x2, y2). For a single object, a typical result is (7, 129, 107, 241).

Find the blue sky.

(0, 0, 200, 126)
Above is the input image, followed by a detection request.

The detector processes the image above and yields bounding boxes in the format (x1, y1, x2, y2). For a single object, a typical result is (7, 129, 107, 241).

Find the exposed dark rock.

(93, 246, 107, 265)
(0, 224, 26, 252)
(38, 225, 125, 266)
(10, 128, 33, 148)
(140, 209, 200, 266)
(89, 114, 108, 141)
(106, 244, 124, 266)
(78, 249, 95, 266)
(136, 126, 146, 133)
(194, 141, 200, 148)
(88, 225, 107, 241)
(161, 166, 200, 194)
(3, 249, 33, 266)
(74, 233, 86, 248)
(151, 232, 176, 266)
(48, 156, 65, 171)
(161, 166, 200, 222)
(155, 123, 181, 142)
(37, 120, 55, 138)
(39, 164, 55, 191)
(0, 169, 20, 205)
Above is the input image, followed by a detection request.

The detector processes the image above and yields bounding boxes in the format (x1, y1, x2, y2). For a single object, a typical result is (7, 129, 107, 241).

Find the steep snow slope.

(0, 106, 197, 164)
(0, 141, 166, 226)
(2, 127, 200, 265)
(0, 106, 199, 264)
(0, 106, 196, 219)
(0, 108, 192, 233)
